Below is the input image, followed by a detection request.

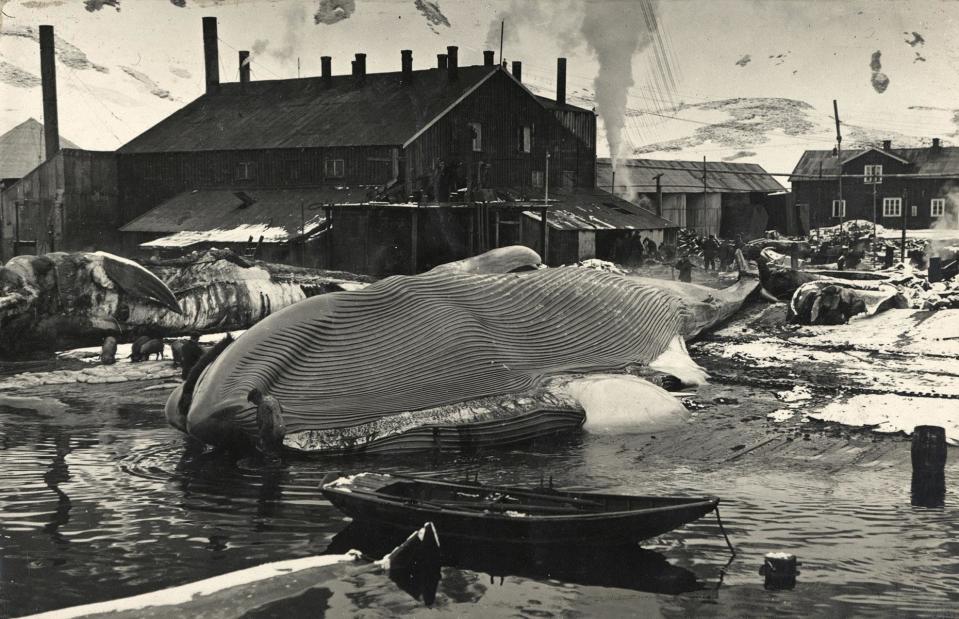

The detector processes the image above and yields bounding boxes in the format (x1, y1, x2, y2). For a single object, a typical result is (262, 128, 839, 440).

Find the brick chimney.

(38, 25, 59, 161)
(511, 60, 522, 83)
(202, 17, 219, 95)
(321, 56, 332, 87)
(446, 45, 458, 81)
(354, 53, 366, 82)
(882, 139, 892, 151)
(556, 57, 566, 106)
(401, 49, 413, 84)
(437, 53, 447, 70)
(932, 137, 941, 150)
(483, 50, 495, 66)
(239, 50, 250, 85)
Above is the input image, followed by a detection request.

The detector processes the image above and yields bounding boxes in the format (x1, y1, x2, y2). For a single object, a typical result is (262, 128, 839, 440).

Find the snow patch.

(811, 394, 958, 444)
(767, 409, 795, 423)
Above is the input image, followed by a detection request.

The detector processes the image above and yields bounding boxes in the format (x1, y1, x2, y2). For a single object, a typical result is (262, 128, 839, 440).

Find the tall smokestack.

(202, 17, 219, 95)
(511, 60, 522, 83)
(446, 45, 458, 80)
(437, 53, 447, 70)
(556, 57, 567, 106)
(401, 49, 413, 84)
(39, 25, 59, 161)
(354, 53, 366, 81)
(239, 50, 250, 85)
(483, 50, 495, 66)
(321, 56, 332, 87)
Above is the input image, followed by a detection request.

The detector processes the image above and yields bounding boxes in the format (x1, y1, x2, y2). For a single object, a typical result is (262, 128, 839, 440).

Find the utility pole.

(702, 156, 707, 236)
(901, 187, 908, 264)
(833, 100, 844, 242)
(545, 151, 550, 206)
(499, 21, 504, 64)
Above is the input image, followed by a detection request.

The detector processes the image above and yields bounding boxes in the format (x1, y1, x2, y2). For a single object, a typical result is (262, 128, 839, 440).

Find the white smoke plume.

(580, 0, 659, 197)
(486, 0, 670, 200)
(251, 3, 308, 64)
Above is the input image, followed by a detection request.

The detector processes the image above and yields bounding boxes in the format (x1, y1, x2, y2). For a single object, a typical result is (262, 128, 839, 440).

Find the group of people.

(674, 234, 745, 282)
(610, 232, 661, 267)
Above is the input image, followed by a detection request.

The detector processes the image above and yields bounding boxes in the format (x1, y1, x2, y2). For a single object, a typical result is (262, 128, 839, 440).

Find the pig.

(130, 335, 152, 362)
(138, 338, 165, 361)
(101, 336, 117, 365)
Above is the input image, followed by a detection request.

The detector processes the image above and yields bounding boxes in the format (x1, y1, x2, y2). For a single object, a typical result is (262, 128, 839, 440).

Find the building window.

(235, 161, 254, 181)
(519, 125, 532, 153)
(931, 198, 946, 217)
(468, 122, 482, 152)
(831, 199, 845, 218)
(531, 170, 544, 188)
(864, 164, 882, 184)
(911, 204, 918, 218)
(325, 158, 344, 178)
(883, 197, 902, 217)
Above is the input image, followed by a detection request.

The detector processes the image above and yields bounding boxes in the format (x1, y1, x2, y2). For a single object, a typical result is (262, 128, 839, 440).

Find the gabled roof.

(0, 118, 79, 179)
(522, 186, 677, 231)
(789, 145, 959, 181)
(840, 146, 911, 166)
(120, 187, 374, 240)
(119, 65, 503, 154)
(596, 158, 784, 194)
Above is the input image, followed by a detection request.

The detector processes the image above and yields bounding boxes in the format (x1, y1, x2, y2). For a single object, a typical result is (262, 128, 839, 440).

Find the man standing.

(247, 388, 286, 465)
(702, 234, 720, 271)
(675, 254, 694, 283)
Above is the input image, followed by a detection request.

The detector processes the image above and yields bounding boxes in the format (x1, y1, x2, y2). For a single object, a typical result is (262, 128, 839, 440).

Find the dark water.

(1, 389, 958, 618)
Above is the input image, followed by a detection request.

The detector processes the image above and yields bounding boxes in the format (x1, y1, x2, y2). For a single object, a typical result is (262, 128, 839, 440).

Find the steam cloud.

(581, 0, 658, 189)
(486, 0, 668, 198)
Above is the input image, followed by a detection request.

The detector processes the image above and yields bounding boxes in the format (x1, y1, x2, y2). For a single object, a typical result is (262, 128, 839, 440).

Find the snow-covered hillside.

(2, 0, 958, 183)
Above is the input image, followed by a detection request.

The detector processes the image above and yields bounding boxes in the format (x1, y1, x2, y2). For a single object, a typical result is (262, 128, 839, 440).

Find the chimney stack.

(556, 57, 567, 106)
(38, 25, 59, 161)
(401, 49, 413, 84)
(239, 50, 250, 85)
(354, 53, 366, 81)
(932, 137, 941, 150)
(882, 139, 892, 151)
(483, 50, 495, 67)
(202, 16, 219, 95)
(446, 45, 458, 80)
(511, 60, 522, 83)
(437, 53, 447, 70)
(321, 56, 332, 87)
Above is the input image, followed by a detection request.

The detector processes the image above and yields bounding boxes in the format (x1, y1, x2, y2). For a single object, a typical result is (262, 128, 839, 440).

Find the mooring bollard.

(759, 552, 799, 590)
(928, 256, 943, 283)
(911, 425, 947, 508)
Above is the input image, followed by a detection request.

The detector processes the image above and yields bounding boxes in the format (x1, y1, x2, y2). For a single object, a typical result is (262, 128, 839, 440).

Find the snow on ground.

(697, 307, 959, 441)
(811, 394, 958, 445)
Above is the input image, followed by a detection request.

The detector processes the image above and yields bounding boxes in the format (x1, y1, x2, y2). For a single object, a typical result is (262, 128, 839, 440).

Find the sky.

(2, 0, 959, 179)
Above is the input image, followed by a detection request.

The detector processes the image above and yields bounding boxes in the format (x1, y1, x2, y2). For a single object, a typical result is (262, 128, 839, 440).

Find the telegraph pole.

(833, 100, 844, 242)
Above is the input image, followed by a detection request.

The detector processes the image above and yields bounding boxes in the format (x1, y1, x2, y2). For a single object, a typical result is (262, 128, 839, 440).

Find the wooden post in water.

(911, 425, 947, 508)
(759, 552, 799, 590)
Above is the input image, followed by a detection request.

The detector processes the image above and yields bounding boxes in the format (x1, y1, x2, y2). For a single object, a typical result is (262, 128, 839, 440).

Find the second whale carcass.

(168, 248, 757, 454)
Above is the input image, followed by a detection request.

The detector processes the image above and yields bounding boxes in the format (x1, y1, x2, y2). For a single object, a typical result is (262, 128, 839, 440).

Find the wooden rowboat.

(321, 473, 720, 547)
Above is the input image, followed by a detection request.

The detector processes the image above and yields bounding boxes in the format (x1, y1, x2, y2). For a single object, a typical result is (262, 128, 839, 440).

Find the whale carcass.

(168, 247, 759, 454)
(0, 249, 370, 355)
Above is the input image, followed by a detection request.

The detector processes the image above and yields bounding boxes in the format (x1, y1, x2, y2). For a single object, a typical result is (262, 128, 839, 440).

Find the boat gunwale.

(321, 475, 720, 523)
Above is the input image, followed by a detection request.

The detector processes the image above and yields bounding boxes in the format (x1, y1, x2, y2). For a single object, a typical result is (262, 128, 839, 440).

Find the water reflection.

(42, 434, 72, 546)
(325, 523, 704, 596)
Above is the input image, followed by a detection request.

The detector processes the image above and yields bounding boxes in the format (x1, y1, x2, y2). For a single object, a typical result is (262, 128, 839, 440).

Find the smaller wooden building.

(596, 158, 785, 239)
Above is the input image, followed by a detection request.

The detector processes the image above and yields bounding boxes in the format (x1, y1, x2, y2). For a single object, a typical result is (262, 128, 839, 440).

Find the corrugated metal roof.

(0, 118, 79, 179)
(118, 66, 500, 153)
(596, 158, 785, 194)
(119, 187, 375, 239)
(522, 186, 677, 231)
(789, 146, 959, 181)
